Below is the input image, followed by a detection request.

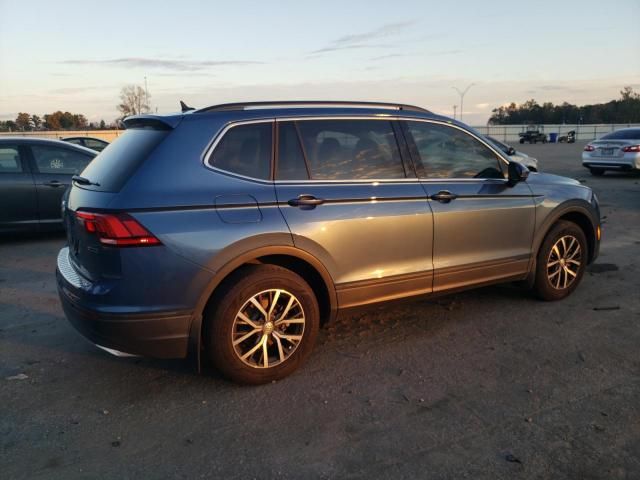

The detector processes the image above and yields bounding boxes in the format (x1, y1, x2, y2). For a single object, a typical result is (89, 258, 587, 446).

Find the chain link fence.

(472, 124, 640, 143)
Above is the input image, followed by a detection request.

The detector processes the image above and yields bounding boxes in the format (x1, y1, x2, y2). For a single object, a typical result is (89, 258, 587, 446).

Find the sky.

(1, 0, 639, 125)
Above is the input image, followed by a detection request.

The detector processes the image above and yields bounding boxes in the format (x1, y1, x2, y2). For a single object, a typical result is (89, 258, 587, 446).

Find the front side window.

(31, 146, 93, 175)
(407, 122, 504, 179)
(0, 146, 22, 173)
(210, 122, 272, 180)
(296, 120, 406, 180)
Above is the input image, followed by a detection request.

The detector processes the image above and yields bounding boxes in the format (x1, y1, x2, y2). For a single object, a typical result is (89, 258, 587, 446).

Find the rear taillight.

(75, 211, 161, 247)
(584, 145, 595, 152)
(622, 144, 640, 153)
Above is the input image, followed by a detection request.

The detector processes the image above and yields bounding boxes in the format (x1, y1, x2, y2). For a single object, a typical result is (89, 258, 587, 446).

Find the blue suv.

(56, 101, 600, 384)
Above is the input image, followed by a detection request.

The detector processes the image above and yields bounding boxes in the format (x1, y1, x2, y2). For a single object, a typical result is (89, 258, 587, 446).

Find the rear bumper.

(56, 247, 192, 358)
(582, 153, 640, 171)
(582, 161, 636, 171)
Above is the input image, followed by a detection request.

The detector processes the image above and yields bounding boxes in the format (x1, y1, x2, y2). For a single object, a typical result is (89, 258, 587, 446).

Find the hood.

(526, 172, 581, 186)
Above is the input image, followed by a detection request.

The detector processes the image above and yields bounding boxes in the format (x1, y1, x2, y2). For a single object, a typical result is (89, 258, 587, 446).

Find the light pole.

(453, 105, 457, 120)
(452, 83, 475, 122)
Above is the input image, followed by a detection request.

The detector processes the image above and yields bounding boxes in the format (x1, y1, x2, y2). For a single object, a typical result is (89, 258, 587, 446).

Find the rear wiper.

(72, 175, 100, 186)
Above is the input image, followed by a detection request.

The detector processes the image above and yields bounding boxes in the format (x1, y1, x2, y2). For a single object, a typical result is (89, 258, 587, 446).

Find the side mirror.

(507, 147, 516, 156)
(507, 161, 529, 186)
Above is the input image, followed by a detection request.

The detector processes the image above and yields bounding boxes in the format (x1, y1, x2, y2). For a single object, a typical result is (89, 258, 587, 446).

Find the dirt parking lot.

(1, 141, 639, 479)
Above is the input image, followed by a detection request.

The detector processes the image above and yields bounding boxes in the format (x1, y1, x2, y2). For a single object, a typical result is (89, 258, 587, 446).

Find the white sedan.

(583, 127, 640, 176)
(485, 136, 539, 172)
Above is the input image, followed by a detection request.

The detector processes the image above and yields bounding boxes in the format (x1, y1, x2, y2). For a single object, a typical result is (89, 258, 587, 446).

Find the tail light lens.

(584, 145, 595, 152)
(622, 144, 640, 153)
(75, 211, 161, 247)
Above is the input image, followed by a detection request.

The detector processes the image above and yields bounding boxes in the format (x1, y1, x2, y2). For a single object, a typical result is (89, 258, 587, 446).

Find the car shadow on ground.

(0, 231, 66, 245)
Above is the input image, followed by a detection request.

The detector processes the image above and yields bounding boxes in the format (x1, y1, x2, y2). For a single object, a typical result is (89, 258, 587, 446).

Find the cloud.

(369, 53, 405, 61)
(475, 103, 490, 109)
(57, 57, 263, 71)
(428, 49, 462, 56)
(310, 21, 415, 55)
(48, 85, 117, 94)
(311, 44, 393, 55)
(536, 85, 571, 91)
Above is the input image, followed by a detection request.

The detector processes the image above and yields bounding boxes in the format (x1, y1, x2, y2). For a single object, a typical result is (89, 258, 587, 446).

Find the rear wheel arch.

(189, 246, 337, 367)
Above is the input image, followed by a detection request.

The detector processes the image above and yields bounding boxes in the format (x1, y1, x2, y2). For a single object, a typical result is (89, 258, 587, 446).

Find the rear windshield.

(600, 129, 640, 140)
(77, 128, 168, 192)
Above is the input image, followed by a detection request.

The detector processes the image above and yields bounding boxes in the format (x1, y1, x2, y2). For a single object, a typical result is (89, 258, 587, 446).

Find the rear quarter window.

(208, 122, 272, 180)
(78, 128, 168, 192)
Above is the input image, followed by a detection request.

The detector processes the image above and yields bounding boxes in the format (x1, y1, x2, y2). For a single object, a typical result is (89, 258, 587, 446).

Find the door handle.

(44, 180, 64, 188)
(288, 194, 325, 207)
(430, 190, 458, 203)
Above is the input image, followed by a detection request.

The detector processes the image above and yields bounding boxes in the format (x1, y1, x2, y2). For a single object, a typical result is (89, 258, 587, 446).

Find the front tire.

(205, 265, 320, 384)
(533, 221, 587, 301)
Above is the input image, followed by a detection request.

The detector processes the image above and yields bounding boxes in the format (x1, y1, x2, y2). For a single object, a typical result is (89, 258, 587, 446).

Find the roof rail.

(195, 101, 430, 114)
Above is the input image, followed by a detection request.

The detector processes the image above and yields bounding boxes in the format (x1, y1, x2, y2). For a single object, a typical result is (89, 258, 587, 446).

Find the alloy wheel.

(546, 235, 582, 290)
(231, 289, 305, 369)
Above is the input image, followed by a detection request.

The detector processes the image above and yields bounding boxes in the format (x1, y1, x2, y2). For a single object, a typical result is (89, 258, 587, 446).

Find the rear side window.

(78, 128, 168, 192)
(406, 122, 504, 179)
(0, 146, 22, 173)
(31, 145, 93, 174)
(210, 123, 272, 180)
(296, 120, 405, 180)
(276, 122, 309, 180)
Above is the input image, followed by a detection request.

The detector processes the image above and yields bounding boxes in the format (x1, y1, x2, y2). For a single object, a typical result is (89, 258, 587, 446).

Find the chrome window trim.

(201, 115, 509, 184)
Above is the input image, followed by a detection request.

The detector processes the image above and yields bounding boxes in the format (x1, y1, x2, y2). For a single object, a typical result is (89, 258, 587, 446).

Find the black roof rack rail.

(195, 101, 430, 114)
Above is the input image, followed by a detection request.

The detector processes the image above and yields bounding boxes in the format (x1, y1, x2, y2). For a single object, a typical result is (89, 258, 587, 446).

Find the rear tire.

(533, 221, 587, 301)
(590, 168, 605, 176)
(205, 265, 320, 384)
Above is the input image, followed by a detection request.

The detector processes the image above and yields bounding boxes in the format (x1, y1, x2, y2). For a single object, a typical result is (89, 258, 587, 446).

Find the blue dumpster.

(549, 133, 558, 143)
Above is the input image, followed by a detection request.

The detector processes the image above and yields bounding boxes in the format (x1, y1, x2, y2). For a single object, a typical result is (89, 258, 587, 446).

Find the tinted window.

(297, 120, 405, 180)
(65, 138, 83, 146)
(211, 123, 272, 180)
(407, 122, 504, 179)
(84, 138, 108, 151)
(79, 128, 167, 192)
(31, 145, 93, 175)
(0, 146, 22, 173)
(277, 122, 309, 180)
(601, 129, 640, 140)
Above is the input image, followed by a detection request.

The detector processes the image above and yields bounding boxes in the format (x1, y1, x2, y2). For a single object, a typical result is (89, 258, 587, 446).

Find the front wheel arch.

(525, 204, 599, 287)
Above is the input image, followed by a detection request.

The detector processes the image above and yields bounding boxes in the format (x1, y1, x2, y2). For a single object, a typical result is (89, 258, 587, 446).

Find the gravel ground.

(1, 141, 639, 479)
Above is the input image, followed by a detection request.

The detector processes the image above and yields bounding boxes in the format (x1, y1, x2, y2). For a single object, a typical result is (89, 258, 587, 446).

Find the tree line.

(0, 111, 112, 132)
(0, 84, 151, 132)
(489, 87, 640, 125)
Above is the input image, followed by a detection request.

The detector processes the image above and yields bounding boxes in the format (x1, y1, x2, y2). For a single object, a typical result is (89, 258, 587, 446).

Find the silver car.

(486, 135, 539, 171)
(582, 127, 640, 175)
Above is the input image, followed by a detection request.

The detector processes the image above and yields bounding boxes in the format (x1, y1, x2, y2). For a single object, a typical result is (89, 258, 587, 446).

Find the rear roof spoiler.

(122, 114, 183, 130)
